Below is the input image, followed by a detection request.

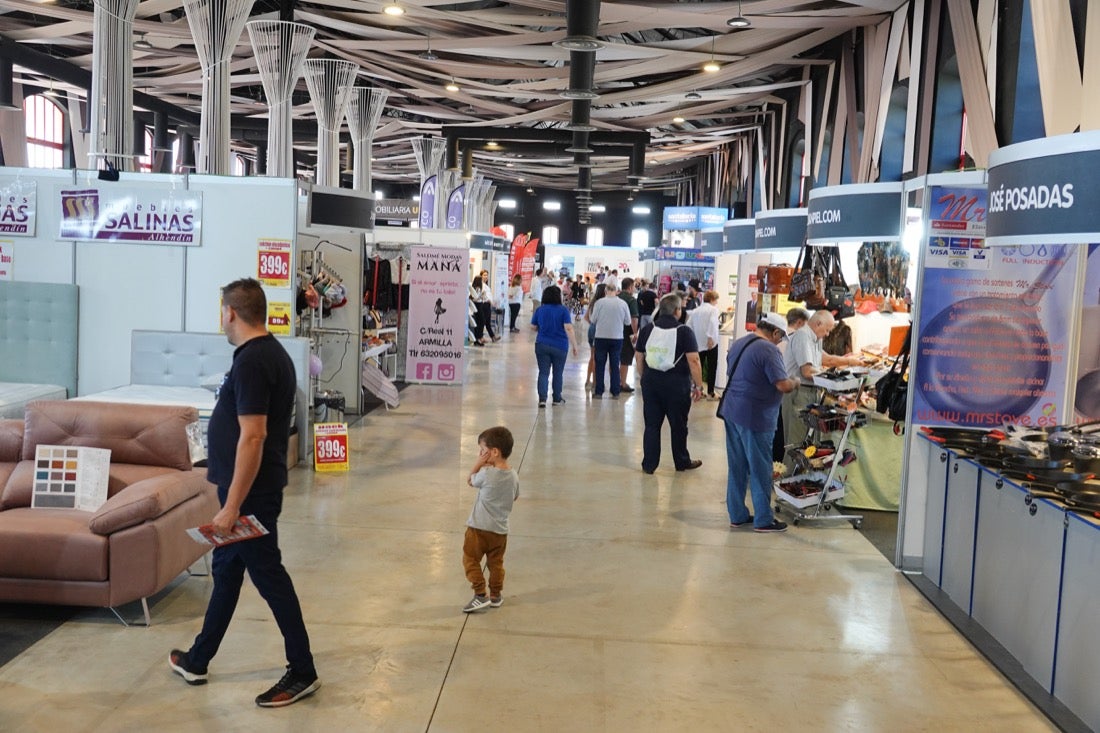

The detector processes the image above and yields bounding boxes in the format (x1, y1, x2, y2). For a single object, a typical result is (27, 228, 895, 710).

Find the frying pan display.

(919, 246, 1069, 418)
(1003, 455, 1070, 472)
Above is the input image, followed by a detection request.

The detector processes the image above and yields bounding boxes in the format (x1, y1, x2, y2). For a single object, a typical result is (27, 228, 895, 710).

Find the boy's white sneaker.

(489, 595, 504, 608)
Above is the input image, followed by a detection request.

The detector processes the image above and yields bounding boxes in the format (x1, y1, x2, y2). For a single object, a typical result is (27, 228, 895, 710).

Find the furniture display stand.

(775, 379, 867, 529)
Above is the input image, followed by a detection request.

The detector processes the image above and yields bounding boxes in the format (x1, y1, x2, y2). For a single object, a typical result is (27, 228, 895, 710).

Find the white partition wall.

(2, 168, 298, 395)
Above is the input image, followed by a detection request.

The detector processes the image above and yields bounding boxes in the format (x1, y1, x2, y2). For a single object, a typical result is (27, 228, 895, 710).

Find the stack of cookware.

(921, 422, 1100, 518)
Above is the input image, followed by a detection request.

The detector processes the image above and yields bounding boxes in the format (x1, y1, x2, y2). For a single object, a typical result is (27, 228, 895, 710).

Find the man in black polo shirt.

(170, 278, 319, 708)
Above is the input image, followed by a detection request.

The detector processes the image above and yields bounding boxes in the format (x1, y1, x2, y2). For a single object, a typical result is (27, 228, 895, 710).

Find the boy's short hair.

(478, 426, 514, 458)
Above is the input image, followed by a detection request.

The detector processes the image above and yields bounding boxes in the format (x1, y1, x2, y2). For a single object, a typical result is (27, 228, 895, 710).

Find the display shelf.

(776, 379, 866, 528)
(775, 472, 846, 509)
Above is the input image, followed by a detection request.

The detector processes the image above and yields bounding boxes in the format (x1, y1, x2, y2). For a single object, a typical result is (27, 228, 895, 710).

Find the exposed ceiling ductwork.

(561, 0, 608, 219)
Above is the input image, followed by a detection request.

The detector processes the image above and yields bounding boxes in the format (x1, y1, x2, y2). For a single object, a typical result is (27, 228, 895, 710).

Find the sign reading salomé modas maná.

(58, 186, 202, 245)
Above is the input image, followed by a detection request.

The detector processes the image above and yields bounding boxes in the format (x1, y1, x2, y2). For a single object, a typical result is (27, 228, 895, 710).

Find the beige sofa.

(0, 400, 219, 624)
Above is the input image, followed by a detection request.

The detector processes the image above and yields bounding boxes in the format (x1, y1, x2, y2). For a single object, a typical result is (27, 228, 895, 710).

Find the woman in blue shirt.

(530, 285, 579, 408)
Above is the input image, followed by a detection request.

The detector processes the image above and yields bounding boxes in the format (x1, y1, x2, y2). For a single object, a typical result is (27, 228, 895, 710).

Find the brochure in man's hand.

(186, 515, 269, 547)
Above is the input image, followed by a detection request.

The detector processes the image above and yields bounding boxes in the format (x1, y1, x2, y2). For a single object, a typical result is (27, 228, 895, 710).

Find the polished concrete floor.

(0, 327, 1058, 732)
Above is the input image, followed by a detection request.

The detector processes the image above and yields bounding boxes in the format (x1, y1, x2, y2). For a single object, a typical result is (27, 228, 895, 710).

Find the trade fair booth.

(896, 130, 1100, 732)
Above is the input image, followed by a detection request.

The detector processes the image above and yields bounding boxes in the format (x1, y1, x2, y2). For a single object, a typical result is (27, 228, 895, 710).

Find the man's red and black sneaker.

(255, 666, 321, 708)
(168, 649, 208, 685)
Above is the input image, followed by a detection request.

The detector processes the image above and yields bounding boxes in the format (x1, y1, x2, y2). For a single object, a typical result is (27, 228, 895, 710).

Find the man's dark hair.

(222, 277, 267, 327)
(479, 426, 514, 458)
(620, 277, 634, 291)
(542, 285, 563, 305)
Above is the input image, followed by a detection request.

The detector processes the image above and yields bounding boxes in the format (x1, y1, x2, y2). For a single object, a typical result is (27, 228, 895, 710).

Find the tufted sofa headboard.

(0, 281, 79, 397)
(129, 330, 311, 455)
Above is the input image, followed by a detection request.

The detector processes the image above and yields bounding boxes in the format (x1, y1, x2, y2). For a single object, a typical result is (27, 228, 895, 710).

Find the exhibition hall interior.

(0, 0, 1097, 730)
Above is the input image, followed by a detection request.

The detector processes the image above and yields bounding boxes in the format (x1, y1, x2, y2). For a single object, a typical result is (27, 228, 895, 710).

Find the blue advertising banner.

(419, 175, 437, 228)
(754, 208, 806, 250)
(662, 206, 728, 230)
(654, 247, 714, 263)
(723, 220, 754, 251)
(912, 185, 1078, 428)
(987, 130, 1100, 246)
(805, 183, 903, 244)
(445, 184, 465, 230)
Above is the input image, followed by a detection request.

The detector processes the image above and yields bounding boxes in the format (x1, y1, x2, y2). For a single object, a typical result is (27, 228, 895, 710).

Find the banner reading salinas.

(406, 246, 469, 385)
(58, 186, 202, 245)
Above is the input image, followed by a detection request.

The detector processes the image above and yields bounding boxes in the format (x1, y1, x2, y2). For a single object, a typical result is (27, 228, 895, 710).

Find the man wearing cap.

(781, 310, 864, 452)
(718, 312, 798, 532)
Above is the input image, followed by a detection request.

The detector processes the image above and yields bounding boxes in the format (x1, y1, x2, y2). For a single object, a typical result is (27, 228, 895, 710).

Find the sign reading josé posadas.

(313, 422, 349, 472)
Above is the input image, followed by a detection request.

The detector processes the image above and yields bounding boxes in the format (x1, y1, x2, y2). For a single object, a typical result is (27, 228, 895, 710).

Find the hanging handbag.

(764, 263, 794, 294)
(875, 325, 911, 420)
(788, 242, 818, 303)
(823, 247, 855, 319)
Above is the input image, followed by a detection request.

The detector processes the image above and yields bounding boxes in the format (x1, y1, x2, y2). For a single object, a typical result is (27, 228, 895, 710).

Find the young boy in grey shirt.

(462, 426, 520, 613)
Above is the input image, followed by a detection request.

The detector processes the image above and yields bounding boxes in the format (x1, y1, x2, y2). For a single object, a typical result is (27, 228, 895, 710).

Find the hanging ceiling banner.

(723, 219, 755, 251)
(0, 178, 36, 237)
(805, 182, 904, 244)
(754, 208, 807, 250)
(419, 175, 438, 228)
(58, 186, 202, 245)
(699, 229, 724, 253)
(986, 129, 1100, 246)
(662, 206, 729, 231)
(445, 184, 465, 230)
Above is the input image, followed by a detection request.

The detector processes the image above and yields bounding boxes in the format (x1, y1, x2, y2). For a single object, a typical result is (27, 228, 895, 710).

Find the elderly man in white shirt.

(686, 290, 721, 399)
(780, 309, 863, 451)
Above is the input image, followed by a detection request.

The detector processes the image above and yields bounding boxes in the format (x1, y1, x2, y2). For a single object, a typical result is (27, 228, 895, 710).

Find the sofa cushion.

(0, 419, 22, 462)
(0, 507, 108, 581)
(89, 469, 212, 535)
(1, 461, 179, 511)
(22, 400, 196, 471)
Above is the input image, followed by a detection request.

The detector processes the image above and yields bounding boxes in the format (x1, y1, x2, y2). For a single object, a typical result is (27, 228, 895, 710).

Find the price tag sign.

(313, 422, 349, 472)
(267, 301, 292, 335)
(257, 238, 292, 287)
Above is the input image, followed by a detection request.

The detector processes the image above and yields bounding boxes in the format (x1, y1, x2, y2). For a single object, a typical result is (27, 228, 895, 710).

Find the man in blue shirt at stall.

(169, 277, 319, 708)
(719, 312, 798, 532)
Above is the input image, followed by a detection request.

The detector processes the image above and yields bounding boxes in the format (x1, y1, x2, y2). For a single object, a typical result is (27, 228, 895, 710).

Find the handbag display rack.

(774, 377, 867, 529)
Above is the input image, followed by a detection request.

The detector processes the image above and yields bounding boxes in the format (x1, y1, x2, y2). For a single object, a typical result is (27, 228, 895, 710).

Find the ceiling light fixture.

(673, 116, 685, 124)
(559, 88, 599, 100)
(726, 0, 752, 29)
(418, 33, 438, 61)
(382, 2, 405, 16)
(686, 91, 701, 100)
(703, 37, 721, 73)
(133, 33, 153, 50)
(553, 34, 605, 52)
(445, 78, 460, 92)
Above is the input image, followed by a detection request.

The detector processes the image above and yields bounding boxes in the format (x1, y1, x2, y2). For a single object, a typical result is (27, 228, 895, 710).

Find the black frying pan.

(1004, 455, 1070, 472)
(919, 246, 1069, 418)
(1076, 369, 1100, 419)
